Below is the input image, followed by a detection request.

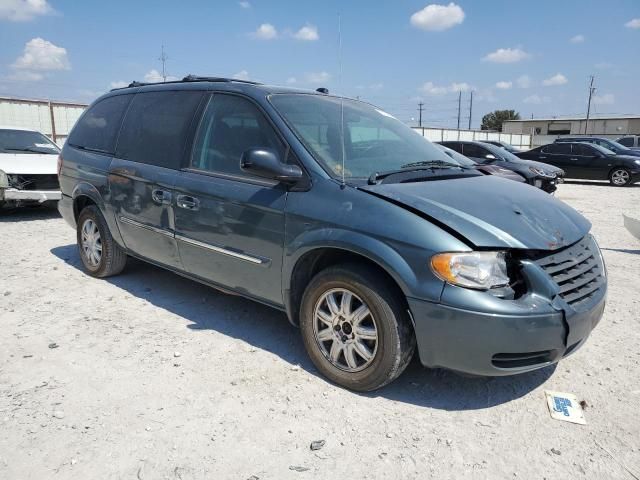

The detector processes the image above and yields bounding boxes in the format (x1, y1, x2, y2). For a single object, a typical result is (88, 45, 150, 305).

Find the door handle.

(539, 156, 547, 159)
(152, 189, 172, 205)
(569, 158, 579, 161)
(177, 194, 200, 211)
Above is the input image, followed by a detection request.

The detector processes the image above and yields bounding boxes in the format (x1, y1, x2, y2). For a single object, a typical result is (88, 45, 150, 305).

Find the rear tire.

(77, 205, 127, 277)
(609, 168, 631, 186)
(300, 264, 415, 391)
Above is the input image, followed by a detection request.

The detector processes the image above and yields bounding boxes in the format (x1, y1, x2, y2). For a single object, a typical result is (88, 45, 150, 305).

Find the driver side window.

(462, 144, 490, 159)
(191, 94, 285, 177)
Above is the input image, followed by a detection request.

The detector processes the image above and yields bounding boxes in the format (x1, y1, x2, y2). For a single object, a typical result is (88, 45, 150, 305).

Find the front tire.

(609, 168, 631, 186)
(77, 205, 127, 277)
(300, 264, 415, 391)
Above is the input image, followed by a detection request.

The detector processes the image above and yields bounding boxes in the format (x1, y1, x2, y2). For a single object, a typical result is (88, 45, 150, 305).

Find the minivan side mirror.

(240, 148, 303, 184)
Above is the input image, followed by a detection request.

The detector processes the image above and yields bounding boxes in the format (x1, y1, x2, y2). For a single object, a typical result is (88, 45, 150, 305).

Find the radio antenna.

(338, 14, 346, 186)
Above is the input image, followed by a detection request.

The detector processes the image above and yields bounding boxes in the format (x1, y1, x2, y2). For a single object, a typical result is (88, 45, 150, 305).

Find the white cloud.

(305, 71, 331, 84)
(12, 37, 70, 71)
(570, 34, 585, 44)
(110, 80, 128, 89)
(285, 77, 297, 84)
(624, 18, 640, 29)
(6, 70, 44, 81)
(143, 69, 178, 83)
(420, 81, 471, 95)
(238, 1, 251, 8)
(523, 94, 550, 105)
(410, 2, 464, 31)
(483, 47, 529, 63)
(542, 73, 568, 86)
(252, 23, 278, 40)
(593, 93, 615, 105)
(516, 75, 532, 88)
(232, 70, 250, 81)
(0, 0, 52, 21)
(495, 81, 512, 90)
(293, 24, 319, 41)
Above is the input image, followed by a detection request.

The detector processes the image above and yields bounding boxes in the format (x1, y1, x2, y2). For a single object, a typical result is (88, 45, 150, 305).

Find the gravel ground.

(1, 181, 639, 480)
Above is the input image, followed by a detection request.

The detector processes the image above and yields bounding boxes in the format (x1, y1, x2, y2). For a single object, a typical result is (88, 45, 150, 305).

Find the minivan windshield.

(0, 129, 60, 155)
(270, 94, 456, 179)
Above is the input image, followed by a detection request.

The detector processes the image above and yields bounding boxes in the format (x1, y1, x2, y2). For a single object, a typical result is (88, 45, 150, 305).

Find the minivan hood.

(360, 175, 590, 250)
(0, 153, 58, 174)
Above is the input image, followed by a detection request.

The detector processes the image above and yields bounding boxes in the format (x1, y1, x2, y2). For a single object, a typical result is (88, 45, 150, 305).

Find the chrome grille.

(534, 235, 605, 311)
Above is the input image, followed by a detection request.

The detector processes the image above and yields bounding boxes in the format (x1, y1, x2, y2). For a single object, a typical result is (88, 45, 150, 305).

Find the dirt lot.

(1, 181, 639, 480)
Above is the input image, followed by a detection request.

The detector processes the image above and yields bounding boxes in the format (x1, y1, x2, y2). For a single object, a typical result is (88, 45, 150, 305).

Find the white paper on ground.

(545, 390, 587, 425)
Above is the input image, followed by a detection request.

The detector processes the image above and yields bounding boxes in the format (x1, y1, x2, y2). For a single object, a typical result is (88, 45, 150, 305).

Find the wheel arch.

(71, 182, 125, 246)
(283, 232, 419, 326)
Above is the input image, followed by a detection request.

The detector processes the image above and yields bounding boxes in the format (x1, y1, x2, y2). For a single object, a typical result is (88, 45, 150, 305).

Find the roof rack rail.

(110, 75, 262, 92)
(182, 74, 261, 85)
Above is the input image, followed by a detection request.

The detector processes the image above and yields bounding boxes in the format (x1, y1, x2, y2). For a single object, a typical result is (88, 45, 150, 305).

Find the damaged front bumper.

(410, 234, 607, 376)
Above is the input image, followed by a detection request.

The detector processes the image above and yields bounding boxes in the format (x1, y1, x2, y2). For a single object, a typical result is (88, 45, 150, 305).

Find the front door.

(109, 90, 204, 268)
(174, 93, 289, 305)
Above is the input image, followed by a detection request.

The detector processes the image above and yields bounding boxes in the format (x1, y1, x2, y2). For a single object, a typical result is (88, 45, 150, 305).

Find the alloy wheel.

(81, 219, 102, 267)
(611, 169, 630, 186)
(312, 288, 379, 372)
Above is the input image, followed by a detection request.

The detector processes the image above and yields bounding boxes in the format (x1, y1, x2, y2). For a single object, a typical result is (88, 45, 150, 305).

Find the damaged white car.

(0, 126, 62, 209)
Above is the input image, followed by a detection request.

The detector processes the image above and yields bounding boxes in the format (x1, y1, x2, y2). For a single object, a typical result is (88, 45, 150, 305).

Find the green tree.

(481, 110, 521, 132)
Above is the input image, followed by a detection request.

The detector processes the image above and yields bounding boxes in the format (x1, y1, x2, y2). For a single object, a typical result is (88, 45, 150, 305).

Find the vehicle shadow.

(50, 243, 555, 411)
(0, 204, 60, 222)
(562, 180, 640, 188)
(601, 247, 640, 255)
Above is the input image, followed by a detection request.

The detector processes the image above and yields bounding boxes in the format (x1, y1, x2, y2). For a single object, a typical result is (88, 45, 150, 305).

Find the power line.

(158, 45, 168, 82)
(584, 75, 596, 134)
(456, 90, 462, 130)
(468, 91, 473, 130)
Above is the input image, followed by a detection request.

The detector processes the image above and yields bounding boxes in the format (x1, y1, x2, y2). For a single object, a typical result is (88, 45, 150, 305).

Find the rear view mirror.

(240, 148, 303, 184)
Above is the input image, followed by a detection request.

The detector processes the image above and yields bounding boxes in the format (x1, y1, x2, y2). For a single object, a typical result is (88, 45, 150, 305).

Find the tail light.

(57, 154, 63, 176)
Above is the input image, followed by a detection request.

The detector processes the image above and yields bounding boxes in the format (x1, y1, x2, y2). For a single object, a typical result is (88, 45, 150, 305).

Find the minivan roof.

(108, 74, 328, 97)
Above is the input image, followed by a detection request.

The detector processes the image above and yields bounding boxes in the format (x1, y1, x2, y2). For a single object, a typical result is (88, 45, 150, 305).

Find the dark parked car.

(439, 140, 563, 193)
(58, 76, 606, 391)
(435, 143, 525, 183)
(479, 140, 521, 154)
(616, 135, 640, 150)
(555, 136, 640, 158)
(517, 142, 640, 186)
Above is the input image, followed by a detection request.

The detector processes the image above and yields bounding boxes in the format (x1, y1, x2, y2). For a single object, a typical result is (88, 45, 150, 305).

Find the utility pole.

(159, 45, 168, 82)
(468, 91, 473, 130)
(584, 75, 596, 134)
(418, 102, 424, 127)
(456, 90, 462, 130)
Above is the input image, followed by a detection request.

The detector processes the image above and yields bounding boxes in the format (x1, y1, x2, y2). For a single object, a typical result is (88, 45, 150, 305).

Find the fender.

(283, 227, 445, 303)
(71, 181, 126, 247)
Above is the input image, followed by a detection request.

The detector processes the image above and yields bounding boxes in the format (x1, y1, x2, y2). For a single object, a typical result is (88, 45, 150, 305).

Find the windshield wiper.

(4, 147, 53, 154)
(368, 160, 466, 185)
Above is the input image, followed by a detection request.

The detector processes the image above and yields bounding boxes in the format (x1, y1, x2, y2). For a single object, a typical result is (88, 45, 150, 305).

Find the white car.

(0, 126, 62, 208)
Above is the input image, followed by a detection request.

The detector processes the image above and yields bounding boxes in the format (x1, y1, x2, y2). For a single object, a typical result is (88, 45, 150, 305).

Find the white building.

(0, 96, 88, 146)
(503, 115, 640, 147)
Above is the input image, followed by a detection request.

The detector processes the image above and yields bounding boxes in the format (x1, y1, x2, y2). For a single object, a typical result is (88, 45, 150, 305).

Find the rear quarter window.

(116, 91, 203, 169)
(68, 94, 132, 153)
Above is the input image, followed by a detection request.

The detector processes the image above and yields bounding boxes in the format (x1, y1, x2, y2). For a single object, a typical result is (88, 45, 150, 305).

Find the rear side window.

(618, 137, 634, 147)
(116, 91, 203, 169)
(68, 95, 131, 153)
(190, 94, 285, 177)
(542, 144, 571, 154)
(440, 142, 462, 153)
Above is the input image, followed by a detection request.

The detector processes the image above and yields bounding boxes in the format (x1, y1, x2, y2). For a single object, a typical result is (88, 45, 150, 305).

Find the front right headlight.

(0, 169, 9, 188)
(430, 251, 510, 290)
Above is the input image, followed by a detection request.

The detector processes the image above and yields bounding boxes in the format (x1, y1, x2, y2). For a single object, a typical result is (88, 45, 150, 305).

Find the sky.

(0, 0, 639, 128)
